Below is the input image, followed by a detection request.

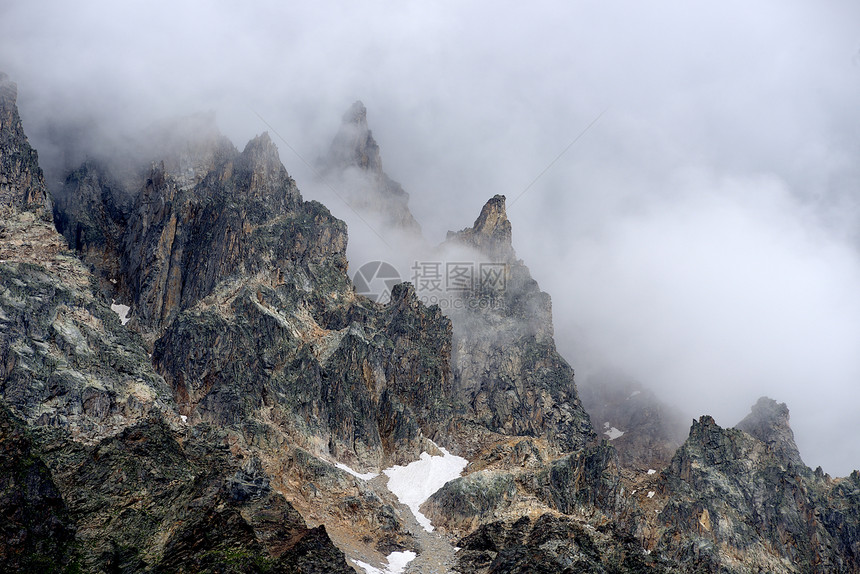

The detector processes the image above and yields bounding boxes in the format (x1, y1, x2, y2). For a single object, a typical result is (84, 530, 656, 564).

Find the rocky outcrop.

(735, 396, 805, 469)
(320, 101, 422, 235)
(154, 280, 454, 470)
(424, 441, 623, 537)
(453, 513, 666, 574)
(0, 72, 50, 214)
(444, 195, 594, 455)
(0, 209, 174, 442)
(652, 411, 860, 573)
(34, 418, 353, 573)
(446, 194, 513, 263)
(121, 132, 322, 332)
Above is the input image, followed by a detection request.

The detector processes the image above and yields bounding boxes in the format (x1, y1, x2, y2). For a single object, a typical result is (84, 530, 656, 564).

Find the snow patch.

(604, 426, 624, 440)
(180, 415, 187, 424)
(110, 301, 130, 325)
(647, 468, 656, 475)
(628, 390, 641, 399)
(383, 443, 468, 532)
(355, 551, 416, 574)
(647, 491, 655, 498)
(336, 462, 379, 481)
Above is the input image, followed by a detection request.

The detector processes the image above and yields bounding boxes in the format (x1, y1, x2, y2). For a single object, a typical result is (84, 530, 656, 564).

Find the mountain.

(2, 74, 859, 573)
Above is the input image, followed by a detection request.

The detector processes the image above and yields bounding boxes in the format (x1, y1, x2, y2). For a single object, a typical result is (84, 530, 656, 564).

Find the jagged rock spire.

(735, 396, 805, 468)
(0, 72, 50, 214)
(447, 194, 515, 263)
(320, 101, 422, 235)
(332, 100, 382, 172)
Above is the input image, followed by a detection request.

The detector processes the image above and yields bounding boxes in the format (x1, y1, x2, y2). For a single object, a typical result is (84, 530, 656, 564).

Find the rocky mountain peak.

(447, 195, 514, 262)
(735, 396, 805, 468)
(470, 194, 512, 243)
(326, 100, 381, 173)
(0, 72, 50, 214)
(320, 101, 422, 234)
(241, 131, 279, 165)
(343, 99, 368, 126)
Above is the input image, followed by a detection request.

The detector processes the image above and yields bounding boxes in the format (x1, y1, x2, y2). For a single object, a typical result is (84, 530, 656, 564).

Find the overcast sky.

(2, 0, 859, 475)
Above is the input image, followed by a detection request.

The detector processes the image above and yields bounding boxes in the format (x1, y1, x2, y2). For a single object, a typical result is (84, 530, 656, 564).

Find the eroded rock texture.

(0, 72, 50, 214)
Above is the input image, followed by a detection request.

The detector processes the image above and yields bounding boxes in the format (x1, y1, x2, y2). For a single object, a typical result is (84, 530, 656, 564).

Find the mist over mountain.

(3, 40, 860, 569)
(2, 8, 860, 574)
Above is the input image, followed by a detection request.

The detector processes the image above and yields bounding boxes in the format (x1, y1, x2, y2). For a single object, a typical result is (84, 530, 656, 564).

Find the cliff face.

(0, 72, 50, 214)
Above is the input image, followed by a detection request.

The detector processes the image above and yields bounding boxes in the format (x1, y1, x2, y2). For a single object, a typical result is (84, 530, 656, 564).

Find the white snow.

(180, 415, 187, 423)
(604, 426, 625, 440)
(335, 462, 379, 481)
(354, 551, 416, 574)
(647, 468, 656, 475)
(110, 301, 131, 325)
(628, 390, 641, 399)
(647, 491, 655, 498)
(383, 444, 468, 532)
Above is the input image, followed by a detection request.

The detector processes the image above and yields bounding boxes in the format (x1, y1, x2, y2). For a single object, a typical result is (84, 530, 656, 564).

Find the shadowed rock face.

(0, 405, 74, 572)
(0, 72, 50, 214)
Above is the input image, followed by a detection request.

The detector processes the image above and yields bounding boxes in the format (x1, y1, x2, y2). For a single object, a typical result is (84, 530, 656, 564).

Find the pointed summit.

(447, 195, 514, 262)
(343, 100, 368, 126)
(0, 72, 50, 214)
(326, 100, 383, 174)
(735, 397, 805, 468)
(320, 101, 421, 235)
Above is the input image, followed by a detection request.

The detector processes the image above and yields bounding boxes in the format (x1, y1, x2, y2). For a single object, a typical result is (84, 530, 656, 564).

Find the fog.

(2, 0, 859, 475)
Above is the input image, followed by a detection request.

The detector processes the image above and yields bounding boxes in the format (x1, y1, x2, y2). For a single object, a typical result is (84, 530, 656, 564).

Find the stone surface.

(735, 396, 805, 469)
(0, 72, 50, 214)
(650, 412, 860, 572)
